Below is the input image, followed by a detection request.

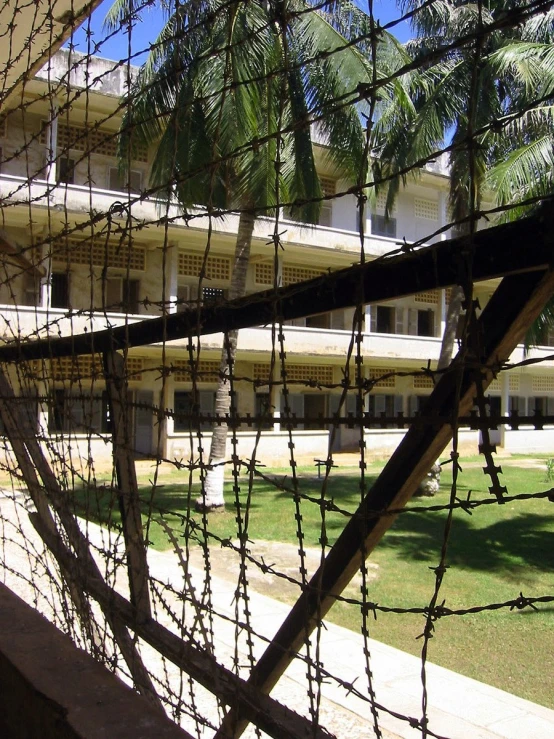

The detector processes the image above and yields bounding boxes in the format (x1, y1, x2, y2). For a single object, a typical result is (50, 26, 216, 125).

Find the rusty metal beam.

(216, 266, 554, 738)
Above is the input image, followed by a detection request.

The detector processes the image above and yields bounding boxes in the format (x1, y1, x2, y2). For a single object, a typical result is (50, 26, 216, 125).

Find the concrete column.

(271, 253, 283, 431)
(364, 303, 371, 333)
(272, 387, 281, 432)
(37, 390, 50, 437)
(438, 190, 448, 241)
(167, 243, 179, 314)
(500, 372, 510, 447)
(275, 251, 283, 287)
(165, 376, 175, 438)
(38, 227, 49, 310)
(46, 102, 59, 185)
(439, 289, 447, 338)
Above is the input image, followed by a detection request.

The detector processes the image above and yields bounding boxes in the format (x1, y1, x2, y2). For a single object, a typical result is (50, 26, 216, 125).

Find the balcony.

(0, 304, 149, 346)
(364, 331, 442, 362)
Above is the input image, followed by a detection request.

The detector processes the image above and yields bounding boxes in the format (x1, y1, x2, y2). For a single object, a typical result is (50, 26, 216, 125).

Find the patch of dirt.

(187, 539, 379, 601)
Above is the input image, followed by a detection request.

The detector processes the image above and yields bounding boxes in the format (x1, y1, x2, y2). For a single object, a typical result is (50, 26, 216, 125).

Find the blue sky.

(67, 0, 411, 63)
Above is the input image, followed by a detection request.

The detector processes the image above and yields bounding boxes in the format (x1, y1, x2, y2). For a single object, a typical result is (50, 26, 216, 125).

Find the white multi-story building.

(1, 49, 552, 465)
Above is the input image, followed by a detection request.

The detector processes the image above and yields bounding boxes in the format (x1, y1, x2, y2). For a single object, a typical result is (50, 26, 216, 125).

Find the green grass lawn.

(75, 457, 554, 709)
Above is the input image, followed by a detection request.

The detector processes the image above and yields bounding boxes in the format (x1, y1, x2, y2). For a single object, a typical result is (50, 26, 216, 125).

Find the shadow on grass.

(374, 509, 554, 575)
(273, 474, 381, 505)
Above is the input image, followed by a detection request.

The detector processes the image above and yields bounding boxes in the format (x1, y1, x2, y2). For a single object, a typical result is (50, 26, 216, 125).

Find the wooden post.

(0, 368, 162, 711)
(29, 517, 335, 739)
(104, 350, 151, 619)
(217, 267, 554, 738)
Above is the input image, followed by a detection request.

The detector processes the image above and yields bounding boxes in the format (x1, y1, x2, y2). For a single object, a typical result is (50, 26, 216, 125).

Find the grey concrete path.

(1, 490, 553, 739)
(144, 543, 554, 739)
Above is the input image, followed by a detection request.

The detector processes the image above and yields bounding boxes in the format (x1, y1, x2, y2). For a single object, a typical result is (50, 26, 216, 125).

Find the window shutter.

(408, 308, 417, 336)
(20, 394, 38, 434)
(109, 167, 120, 191)
(282, 393, 304, 429)
(374, 395, 386, 415)
(57, 158, 75, 184)
(328, 394, 341, 420)
(510, 396, 525, 414)
(90, 395, 103, 433)
(199, 390, 215, 430)
(68, 394, 85, 431)
(330, 310, 345, 330)
(129, 169, 142, 193)
(369, 306, 376, 333)
(395, 307, 404, 335)
(346, 393, 358, 414)
(176, 284, 189, 311)
(106, 277, 121, 309)
(199, 390, 214, 415)
(125, 278, 140, 313)
(109, 167, 141, 193)
(408, 395, 419, 416)
(394, 395, 404, 415)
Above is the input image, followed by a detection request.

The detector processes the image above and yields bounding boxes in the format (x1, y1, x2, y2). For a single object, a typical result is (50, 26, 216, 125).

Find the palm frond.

(485, 135, 554, 217)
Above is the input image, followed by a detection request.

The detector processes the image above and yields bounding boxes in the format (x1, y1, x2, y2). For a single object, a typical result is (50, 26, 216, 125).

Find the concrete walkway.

(144, 543, 554, 739)
(1, 490, 553, 738)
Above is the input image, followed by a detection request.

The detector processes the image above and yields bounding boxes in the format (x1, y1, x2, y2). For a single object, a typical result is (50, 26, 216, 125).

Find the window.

(98, 391, 112, 434)
(371, 214, 396, 238)
(22, 272, 42, 307)
(13, 394, 38, 435)
(57, 158, 75, 184)
(319, 176, 336, 227)
(408, 395, 430, 417)
(304, 394, 327, 429)
(531, 396, 554, 417)
(368, 394, 403, 427)
(510, 396, 525, 414)
(306, 312, 330, 329)
(48, 391, 107, 434)
(51, 272, 69, 308)
(255, 392, 273, 430)
(285, 177, 335, 227)
(173, 390, 215, 431)
(376, 306, 395, 333)
(280, 392, 304, 430)
(106, 277, 140, 314)
(417, 308, 434, 337)
(368, 305, 405, 334)
(174, 391, 194, 432)
(108, 167, 142, 193)
(176, 284, 198, 312)
(202, 286, 226, 304)
(48, 389, 66, 433)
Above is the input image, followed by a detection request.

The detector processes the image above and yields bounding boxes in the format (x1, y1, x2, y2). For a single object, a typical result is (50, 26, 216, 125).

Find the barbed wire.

(0, 0, 553, 737)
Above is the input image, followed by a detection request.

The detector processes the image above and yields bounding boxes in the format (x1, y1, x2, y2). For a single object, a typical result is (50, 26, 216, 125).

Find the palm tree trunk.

(199, 208, 256, 510)
(437, 285, 464, 371)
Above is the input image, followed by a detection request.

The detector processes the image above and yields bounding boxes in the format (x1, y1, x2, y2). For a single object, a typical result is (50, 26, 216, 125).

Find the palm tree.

(372, 0, 554, 370)
(106, 0, 377, 509)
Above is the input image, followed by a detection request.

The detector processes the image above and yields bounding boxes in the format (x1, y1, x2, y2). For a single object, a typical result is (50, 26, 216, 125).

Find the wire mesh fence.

(0, 0, 553, 736)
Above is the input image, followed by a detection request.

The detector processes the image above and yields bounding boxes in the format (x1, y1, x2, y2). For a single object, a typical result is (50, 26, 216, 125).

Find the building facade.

(0, 50, 552, 466)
